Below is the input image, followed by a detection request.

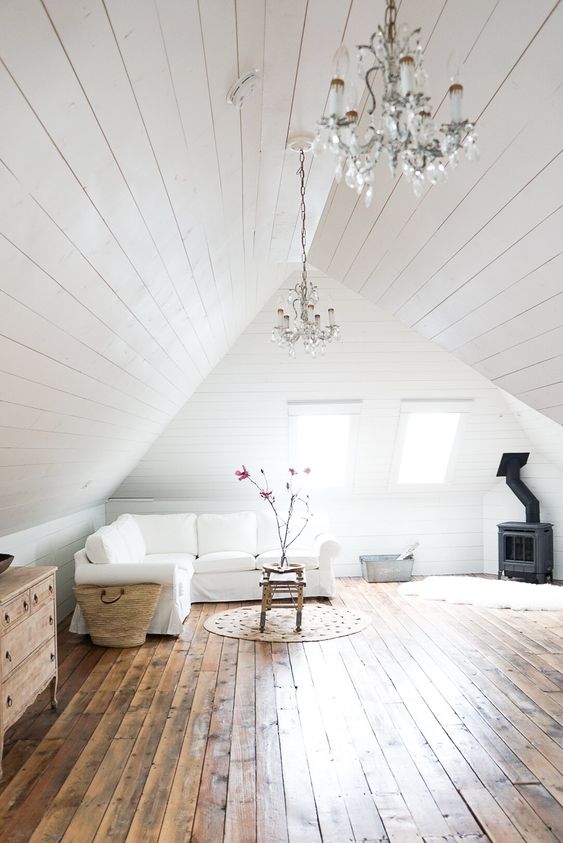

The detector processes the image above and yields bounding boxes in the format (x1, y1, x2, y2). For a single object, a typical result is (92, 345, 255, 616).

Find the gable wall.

(112, 275, 531, 575)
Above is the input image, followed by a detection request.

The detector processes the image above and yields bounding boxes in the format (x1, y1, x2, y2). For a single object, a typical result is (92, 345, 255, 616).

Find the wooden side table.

(259, 563, 306, 632)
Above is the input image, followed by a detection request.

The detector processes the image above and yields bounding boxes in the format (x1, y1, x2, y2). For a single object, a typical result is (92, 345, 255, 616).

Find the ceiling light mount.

(287, 134, 315, 153)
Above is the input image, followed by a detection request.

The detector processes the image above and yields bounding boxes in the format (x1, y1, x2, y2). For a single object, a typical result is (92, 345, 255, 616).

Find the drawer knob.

(23, 601, 29, 611)
(4, 613, 9, 623)
(49, 585, 53, 594)
(5, 651, 11, 662)
(33, 594, 38, 604)
(6, 695, 12, 708)
(50, 653, 55, 662)
(49, 616, 54, 626)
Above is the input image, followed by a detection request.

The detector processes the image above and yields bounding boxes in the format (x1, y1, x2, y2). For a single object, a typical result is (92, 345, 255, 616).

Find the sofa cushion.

(194, 551, 256, 574)
(256, 512, 328, 554)
(256, 549, 319, 571)
(133, 514, 198, 555)
(256, 512, 282, 555)
(144, 553, 196, 572)
(85, 524, 132, 565)
(115, 514, 146, 563)
(197, 512, 257, 556)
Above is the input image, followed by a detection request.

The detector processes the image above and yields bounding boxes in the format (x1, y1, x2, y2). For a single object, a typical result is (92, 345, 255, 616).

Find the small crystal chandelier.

(314, 0, 479, 202)
(271, 148, 340, 357)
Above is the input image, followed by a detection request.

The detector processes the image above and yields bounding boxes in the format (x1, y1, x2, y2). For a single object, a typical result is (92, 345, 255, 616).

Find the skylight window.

(397, 412, 461, 484)
(288, 401, 361, 489)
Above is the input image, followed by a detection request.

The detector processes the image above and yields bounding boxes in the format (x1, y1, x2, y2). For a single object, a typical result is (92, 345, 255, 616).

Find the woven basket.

(74, 583, 162, 647)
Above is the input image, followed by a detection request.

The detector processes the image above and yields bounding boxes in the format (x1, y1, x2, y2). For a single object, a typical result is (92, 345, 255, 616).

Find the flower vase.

(279, 553, 288, 570)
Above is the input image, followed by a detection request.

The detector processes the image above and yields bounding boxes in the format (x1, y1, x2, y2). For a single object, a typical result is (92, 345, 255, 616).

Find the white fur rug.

(398, 576, 563, 611)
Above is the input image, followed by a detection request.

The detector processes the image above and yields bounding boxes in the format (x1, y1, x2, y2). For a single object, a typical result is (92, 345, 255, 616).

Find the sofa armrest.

(314, 532, 341, 567)
(74, 549, 193, 586)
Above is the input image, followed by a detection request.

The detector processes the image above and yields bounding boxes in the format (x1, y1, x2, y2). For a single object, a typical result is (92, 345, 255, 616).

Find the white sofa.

(70, 511, 340, 636)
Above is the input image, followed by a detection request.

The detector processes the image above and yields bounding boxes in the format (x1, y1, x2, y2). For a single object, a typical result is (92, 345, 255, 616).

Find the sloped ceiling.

(310, 0, 563, 425)
(0, 0, 352, 534)
(0, 0, 561, 535)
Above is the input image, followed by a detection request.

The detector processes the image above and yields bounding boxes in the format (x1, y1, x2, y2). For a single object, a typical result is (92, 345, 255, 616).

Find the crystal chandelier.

(314, 0, 479, 202)
(271, 148, 340, 357)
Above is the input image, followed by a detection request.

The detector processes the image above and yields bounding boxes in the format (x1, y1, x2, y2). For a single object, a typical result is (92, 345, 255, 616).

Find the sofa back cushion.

(256, 511, 328, 553)
(256, 512, 281, 555)
(133, 514, 198, 555)
(115, 514, 146, 563)
(85, 523, 131, 565)
(197, 512, 257, 556)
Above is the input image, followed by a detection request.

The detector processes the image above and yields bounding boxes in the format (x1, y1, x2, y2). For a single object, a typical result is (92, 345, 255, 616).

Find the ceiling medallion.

(271, 145, 340, 357)
(314, 0, 480, 203)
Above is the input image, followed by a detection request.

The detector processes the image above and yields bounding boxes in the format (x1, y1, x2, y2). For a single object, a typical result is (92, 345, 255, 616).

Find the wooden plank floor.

(1, 578, 563, 842)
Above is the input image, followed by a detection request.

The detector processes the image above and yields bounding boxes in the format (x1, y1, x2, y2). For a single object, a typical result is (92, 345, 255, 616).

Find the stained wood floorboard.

(0, 579, 562, 842)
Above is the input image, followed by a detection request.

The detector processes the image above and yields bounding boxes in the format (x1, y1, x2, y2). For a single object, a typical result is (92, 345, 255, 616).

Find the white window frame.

(288, 401, 362, 494)
(390, 399, 473, 489)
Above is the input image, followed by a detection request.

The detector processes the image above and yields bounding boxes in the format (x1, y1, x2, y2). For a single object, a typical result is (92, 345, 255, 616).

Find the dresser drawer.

(2, 602, 56, 679)
(30, 576, 55, 613)
(1, 590, 31, 633)
(2, 637, 56, 730)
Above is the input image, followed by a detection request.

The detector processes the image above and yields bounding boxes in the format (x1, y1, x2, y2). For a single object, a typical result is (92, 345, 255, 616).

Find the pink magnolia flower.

(303, 467, 311, 474)
(260, 490, 273, 500)
(235, 465, 250, 481)
(289, 468, 297, 476)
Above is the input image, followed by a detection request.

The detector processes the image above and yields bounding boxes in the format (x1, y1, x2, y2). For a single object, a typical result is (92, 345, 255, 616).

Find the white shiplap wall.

(0, 504, 105, 620)
(113, 275, 532, 575)
(483, 394, 563, 580)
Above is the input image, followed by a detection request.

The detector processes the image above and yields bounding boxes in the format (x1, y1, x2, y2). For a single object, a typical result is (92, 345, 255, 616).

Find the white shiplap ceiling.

(0, 0, 561, 535)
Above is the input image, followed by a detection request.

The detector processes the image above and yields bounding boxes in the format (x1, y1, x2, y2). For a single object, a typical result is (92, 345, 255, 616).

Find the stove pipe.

(496, 452, 540, 524)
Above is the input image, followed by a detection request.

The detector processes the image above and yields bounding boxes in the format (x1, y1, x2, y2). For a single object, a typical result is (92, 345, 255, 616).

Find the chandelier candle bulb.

(331, 44, 350, 80)
(283, 314, 290, 329)
(399, 55, 415, 95)
(449, 82, 463, 123)
(328, 308, 335, 327)
(277, 308, 284, 327)
(328, 78, 345, 118)
(315, 313, 321, 326)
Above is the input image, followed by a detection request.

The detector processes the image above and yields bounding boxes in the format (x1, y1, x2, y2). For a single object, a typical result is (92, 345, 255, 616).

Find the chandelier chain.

(384, 0, 397, 44)
(298, 148, 307, 287)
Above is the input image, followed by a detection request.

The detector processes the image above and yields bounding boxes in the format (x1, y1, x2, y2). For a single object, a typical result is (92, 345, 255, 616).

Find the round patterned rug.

(204, 604, 370, 642)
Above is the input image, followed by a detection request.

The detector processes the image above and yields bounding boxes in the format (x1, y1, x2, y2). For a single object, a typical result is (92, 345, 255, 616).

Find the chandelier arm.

(364, 64, 379, 116)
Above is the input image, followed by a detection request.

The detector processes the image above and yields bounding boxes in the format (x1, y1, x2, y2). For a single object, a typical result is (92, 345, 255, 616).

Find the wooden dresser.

(0, 567, 58, 777)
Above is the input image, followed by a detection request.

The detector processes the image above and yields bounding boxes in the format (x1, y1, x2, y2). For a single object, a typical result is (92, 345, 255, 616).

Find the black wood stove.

(497, 453, 553, 584)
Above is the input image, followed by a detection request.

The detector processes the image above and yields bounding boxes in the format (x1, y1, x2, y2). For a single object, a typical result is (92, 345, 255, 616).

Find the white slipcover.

(85, 523, 131, 565)
(197, 511, 257, 556)
(70, 549, 193, 636)
(133, 513, 198, 555)
(71, 511, 340, 637)
(194, 551, 256, 574)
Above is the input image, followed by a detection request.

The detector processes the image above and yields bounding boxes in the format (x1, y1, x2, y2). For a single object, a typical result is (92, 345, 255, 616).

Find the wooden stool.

(259, 563, 306, 632)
